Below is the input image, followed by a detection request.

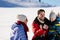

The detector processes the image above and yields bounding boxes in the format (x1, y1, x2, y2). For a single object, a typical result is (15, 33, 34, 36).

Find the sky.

(42, 0, 60, 6)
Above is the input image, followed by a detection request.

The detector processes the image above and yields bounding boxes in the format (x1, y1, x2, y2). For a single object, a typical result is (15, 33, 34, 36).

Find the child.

(48, 11, 58, 40)
(10, 14, 29, 40)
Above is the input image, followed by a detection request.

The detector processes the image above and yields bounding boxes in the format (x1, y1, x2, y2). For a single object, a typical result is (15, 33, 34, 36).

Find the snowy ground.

(0, 7, 60, 40)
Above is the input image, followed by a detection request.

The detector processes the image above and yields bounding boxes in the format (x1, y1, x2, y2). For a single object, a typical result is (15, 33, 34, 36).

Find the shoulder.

(44, 17, 51, 26)
(11, 23, 24, 30)
(33, 17, 38, 22)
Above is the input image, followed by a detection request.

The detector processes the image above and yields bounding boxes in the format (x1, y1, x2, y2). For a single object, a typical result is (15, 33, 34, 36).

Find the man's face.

(38, 12, 45, 20)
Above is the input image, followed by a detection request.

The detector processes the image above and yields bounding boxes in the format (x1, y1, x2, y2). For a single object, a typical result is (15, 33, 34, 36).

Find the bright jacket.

(10, 21, 29, 40)
(32, 17, 50, 40)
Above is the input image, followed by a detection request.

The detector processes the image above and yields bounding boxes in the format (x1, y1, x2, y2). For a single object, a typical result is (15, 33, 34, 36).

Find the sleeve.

(32, 23, 44, 36)
(14, 25, 27, 40)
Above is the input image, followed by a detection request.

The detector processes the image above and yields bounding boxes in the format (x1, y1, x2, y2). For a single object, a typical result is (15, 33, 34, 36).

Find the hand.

(39, 25, 43, 29)
(43, 24, 48, 30)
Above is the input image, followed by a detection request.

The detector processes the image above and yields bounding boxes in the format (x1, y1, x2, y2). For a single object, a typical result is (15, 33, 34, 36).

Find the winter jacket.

(48, 20, 58, 39)
(49, 20, 58, 31)
(10, 21, 29, 40)
(32, 17, 50, 40)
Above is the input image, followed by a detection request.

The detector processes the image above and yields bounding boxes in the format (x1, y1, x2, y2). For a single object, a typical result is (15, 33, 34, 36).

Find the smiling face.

(38, 11, 45, 21)
(49, 12, 56, 22)
(50, 17, 56, 22)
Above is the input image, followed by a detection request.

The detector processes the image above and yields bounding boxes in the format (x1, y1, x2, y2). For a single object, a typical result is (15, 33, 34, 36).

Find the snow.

(0, 7, 60, 40)
(0, 0, 52, 7)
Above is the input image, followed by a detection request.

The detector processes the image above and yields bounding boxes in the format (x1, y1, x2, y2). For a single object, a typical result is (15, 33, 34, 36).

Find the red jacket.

(32, 17, 49, 40)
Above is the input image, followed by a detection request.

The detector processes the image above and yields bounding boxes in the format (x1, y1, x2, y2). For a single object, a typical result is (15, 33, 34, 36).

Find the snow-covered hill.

(0, 0, 54, 7)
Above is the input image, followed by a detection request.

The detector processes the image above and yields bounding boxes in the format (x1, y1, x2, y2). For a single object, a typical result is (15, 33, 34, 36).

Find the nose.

(42, 14, 44, 16)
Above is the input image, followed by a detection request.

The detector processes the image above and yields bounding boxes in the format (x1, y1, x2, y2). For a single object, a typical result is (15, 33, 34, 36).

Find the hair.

(38, 9, 45, 15)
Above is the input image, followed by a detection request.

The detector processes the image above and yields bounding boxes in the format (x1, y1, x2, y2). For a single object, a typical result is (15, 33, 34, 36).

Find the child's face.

(50, 17, 56, 22)
(24, 19, 28, 24)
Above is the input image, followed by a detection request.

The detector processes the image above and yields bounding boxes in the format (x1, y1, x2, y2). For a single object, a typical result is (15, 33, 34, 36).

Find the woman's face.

(50, 17, 56, 22)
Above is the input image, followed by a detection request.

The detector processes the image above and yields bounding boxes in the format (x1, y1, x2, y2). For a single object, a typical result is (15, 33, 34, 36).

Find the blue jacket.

(10, 23, 28, 40)
(55, 17, 60, 35)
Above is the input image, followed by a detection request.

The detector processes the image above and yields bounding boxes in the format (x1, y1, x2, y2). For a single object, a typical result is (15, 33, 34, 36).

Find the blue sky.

(42, 0, 60, 6)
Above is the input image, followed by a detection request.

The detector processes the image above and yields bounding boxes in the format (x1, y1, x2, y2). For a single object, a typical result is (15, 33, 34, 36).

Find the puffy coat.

(10, 21, 29, 40)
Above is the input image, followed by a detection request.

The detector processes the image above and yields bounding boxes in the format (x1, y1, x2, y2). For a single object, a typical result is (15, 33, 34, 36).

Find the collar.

(37, 17, 44, 23)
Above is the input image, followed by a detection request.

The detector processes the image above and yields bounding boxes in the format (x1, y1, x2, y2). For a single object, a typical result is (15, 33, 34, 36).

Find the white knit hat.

(17, 14, 27, 22)
(49, 11, 56, 19)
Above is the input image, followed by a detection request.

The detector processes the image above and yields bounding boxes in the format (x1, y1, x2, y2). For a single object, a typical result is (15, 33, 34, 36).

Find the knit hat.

(17, 14, 27, 22)
(49, 11, 56, 19)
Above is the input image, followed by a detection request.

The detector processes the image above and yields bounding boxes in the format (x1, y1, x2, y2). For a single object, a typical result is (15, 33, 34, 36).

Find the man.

(32, 9, 50, 40)
(10, 14, 29, 40)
